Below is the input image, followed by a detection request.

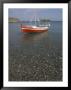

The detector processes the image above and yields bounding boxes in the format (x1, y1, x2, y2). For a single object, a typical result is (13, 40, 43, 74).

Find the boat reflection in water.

(21, 31, 48, 43)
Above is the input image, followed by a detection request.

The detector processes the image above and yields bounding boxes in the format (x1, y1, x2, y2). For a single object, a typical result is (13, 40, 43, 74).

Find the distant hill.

(9, 17, 20, 23)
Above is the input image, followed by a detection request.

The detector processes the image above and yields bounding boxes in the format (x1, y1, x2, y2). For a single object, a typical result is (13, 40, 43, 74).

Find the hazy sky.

(9, 9, 62, 21)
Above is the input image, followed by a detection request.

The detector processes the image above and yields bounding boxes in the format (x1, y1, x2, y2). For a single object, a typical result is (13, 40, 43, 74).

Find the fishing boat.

(21, 25, 48, 33)
(21, 12, 50, 33)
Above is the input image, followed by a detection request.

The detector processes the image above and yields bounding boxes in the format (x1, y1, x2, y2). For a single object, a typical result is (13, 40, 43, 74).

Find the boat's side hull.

(21, 28, 48, 33)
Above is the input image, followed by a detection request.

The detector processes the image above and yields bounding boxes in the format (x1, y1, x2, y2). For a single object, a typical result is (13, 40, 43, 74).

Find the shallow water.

(9, 21, 62, 81)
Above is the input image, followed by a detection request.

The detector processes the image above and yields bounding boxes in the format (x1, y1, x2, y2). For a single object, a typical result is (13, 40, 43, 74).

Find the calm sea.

(9, 21, 62, 81)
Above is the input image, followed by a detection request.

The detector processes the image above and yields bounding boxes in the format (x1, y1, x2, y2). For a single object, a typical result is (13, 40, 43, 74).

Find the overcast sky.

(9, 9, 62, 21)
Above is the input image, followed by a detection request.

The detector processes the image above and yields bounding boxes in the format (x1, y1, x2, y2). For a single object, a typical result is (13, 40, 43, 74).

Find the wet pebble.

(18, 64, 21, 68)
(59, 56, 62, 59)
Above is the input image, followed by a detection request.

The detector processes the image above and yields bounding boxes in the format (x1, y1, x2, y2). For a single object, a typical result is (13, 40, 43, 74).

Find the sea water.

(9, 21, 62, 81)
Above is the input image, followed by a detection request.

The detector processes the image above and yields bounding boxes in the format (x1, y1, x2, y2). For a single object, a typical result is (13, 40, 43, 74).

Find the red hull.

(21, 29, 48, 33)
(21, 25, 48, 33)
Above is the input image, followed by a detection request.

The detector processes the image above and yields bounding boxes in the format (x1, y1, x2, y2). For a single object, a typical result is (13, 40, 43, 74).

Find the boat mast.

(35, 15, 36, 26)
(34, 10, 37, 26)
